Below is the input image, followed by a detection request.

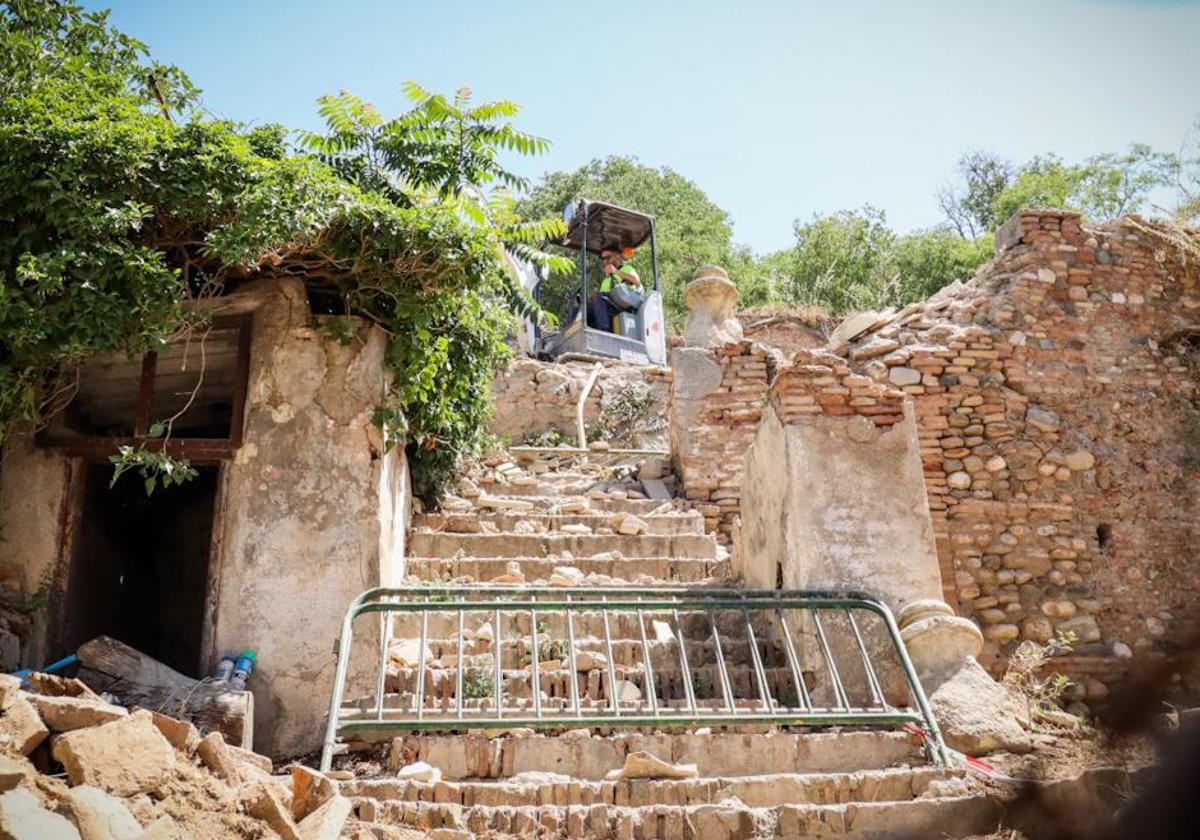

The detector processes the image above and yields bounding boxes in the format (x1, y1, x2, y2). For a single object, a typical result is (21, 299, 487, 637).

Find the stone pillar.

(669, 266, 770, 544)
(682, 265, 742, 348)
(897, 599, 984, 689)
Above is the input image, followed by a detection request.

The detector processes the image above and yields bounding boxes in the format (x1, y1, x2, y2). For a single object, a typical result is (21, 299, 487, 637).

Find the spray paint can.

(212, 654, 236, 683)
(230, 650, 256, 691)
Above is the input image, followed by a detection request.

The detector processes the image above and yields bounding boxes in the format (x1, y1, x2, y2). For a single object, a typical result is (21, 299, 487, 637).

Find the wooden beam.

(76, 636, 254, 749)
(133, 352, 157, 437)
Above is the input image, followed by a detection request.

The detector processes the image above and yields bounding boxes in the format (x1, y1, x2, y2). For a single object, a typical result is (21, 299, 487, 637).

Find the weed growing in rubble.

(1003, 630, 1077, 723)
(524, 428, 569, 447)
(591, 382, 664, 446)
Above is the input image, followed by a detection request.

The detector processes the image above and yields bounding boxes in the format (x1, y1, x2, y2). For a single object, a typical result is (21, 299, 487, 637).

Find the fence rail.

(319, 586, 950, 770)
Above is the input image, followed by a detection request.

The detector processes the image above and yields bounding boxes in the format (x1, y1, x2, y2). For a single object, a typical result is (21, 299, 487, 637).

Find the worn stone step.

(348, 792, 1000, 839)
(406, 555, 729, 584)
(416, 511, 706, 536)
(344, 765, 963, 810)
(462, 494, 680, 516)
(389, 606, 772, 641)
(408, 532, 717, 561)
(387, 731, 926, 781)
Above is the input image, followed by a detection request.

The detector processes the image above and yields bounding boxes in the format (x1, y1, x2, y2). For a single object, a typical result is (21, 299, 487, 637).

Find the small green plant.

(24, 566, 55, 614)
(524, 428, 568, 447)
(1003, 630, 1076, 723)
(462, 670, 495, 700)
(109, 444, 198, 496)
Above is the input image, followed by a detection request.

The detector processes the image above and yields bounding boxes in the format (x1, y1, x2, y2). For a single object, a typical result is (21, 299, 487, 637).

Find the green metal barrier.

(319, 586, 950, 770)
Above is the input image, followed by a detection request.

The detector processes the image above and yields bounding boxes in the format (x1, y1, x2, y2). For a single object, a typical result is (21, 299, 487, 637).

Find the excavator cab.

(528, 200, 666, 365)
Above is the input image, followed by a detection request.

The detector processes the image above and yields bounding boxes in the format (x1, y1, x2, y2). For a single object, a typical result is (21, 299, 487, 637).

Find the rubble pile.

(0, 672, 407, 840)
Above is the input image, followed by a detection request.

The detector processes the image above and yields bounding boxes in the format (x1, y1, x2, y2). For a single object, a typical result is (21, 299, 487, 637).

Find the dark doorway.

(56, 463, 219, 676)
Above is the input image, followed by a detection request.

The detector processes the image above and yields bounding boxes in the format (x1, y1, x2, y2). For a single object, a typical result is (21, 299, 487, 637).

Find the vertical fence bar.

(565, 595, 582, 717)
(529, 606, 543, 720)
(415, 606, 429, 719)
(373, 596, 390, 720)
(741, 608, 772, 712)
(812, 610, 850, 711)
(672, 609, 698, 714)
(601, 596, 621, 716)
(494, 607, 503, 720)
(636, 602, 658, 715)
(777, 611, 812, 711)
(845, 609, 886, 709)
(709, 608, 735, 714)
(455, 608, 465, 720)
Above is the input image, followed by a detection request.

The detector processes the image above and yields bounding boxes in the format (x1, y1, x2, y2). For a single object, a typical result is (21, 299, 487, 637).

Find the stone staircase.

(337, 459, 1006, 839)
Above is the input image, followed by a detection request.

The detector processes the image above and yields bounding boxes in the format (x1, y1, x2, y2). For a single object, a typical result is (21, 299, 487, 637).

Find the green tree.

(891, 228, 993, 302)
(990, 146, 1177, 226)
(517, 156, 734, 323)
(936, 151, 1013, 239)
(782, 206, 896, 314)
(777, 207, 991, 315)
(0, 0, 550, 501)
(990, 154, 1082, 224)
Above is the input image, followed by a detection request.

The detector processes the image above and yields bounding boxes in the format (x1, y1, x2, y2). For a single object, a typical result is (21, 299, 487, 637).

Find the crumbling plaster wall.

(0, 436, 75, 668)
(740, 365, 941, 611)
(211, 278, 407, 757)
(670, 342, 772, 543)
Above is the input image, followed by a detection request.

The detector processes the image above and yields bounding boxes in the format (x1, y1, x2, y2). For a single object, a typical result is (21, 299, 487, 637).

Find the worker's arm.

(615, 267, 642, 288)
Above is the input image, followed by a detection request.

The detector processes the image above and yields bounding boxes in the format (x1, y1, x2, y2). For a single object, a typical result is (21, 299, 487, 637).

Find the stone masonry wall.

(769, 348, 906, 428)
(670, 341, 773, 542)
(491, 358, 670, 446)
(670, 212, 1199, 698)
(837, 211, 1200, 695)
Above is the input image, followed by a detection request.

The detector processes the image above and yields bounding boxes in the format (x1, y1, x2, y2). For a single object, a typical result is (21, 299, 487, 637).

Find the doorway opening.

(56, 463, 220, 677)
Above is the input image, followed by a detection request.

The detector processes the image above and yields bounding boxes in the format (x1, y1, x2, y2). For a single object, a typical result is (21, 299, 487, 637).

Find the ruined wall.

(490, 358, 670, 446)
(739, 351, 941, 610)
(211, 278, 406, 757)
(671, 213, 1199, 697)
(835, 212, 1200, 692)
(669, 341, 772, 543)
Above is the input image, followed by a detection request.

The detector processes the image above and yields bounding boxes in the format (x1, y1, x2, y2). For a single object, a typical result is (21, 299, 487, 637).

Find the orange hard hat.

(622, 247, 635, 259)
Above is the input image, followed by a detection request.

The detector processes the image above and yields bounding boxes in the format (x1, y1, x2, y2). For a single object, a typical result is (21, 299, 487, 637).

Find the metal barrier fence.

(319, 586, 950, 770)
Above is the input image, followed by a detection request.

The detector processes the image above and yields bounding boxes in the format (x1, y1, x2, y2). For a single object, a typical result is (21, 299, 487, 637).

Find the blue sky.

(92, 0, 1200, 252)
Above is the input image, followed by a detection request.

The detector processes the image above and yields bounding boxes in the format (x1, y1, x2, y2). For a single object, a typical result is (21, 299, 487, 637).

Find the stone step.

(388, 605, 774, 641)
(344, 765, 962, 811)
(347, 792, 998, 839)
(463, 494, 678, 516)
(408, 533, 717, 561)
(405, 555, 729, 585)
(416, 511, 706, 536)
(387, 731, 926, 781)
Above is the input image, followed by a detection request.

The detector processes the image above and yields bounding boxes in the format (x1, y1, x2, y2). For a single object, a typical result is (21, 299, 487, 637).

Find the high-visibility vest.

(600, 262, 640, 294)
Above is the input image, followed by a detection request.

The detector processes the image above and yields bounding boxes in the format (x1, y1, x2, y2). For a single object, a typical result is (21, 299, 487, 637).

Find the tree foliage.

(517, 156, 736, 323)
(0, 0, 558, 500)
(774, 207, 992, 315)
(936, 151, 1013, 239)
(940, 146, 1180, 235)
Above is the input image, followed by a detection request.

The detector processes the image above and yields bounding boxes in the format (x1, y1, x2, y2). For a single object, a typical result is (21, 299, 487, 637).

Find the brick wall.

(670, 341, 773, 542)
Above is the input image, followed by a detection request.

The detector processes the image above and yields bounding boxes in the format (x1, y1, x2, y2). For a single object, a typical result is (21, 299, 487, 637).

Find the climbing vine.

(0, 1, 562, 500)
